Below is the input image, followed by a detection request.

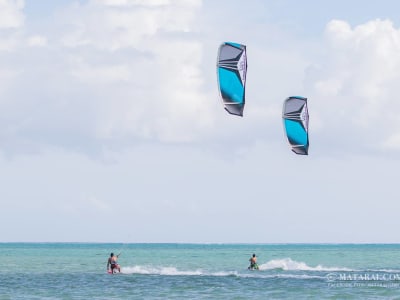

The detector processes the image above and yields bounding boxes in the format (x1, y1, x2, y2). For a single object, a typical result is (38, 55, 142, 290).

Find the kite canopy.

(216, 42, 247, 116)
(282, 96, 309, 155)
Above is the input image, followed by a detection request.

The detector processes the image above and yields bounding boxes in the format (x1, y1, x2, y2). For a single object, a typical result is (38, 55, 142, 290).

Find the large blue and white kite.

(216, 42, 247, 116)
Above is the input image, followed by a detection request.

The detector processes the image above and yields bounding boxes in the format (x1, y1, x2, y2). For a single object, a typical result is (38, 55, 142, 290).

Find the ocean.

(1, 243, 400, 299)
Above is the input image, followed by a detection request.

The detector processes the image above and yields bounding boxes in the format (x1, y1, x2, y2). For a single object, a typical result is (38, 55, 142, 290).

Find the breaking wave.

(259, 258, 352, 272)
(121, 266, 238, 277)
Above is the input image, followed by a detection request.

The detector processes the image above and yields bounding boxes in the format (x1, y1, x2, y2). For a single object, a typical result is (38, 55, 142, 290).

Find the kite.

(216, 42, 247, 116)
(282, 96, 309, 155)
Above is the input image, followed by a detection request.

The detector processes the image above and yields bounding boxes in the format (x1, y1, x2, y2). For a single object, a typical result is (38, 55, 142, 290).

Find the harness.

(110, 258, 118, 268)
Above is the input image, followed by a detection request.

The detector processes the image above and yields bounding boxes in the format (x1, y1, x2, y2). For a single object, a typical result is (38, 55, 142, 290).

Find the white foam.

(259, 258, 352, 272)
(241, 273, 325, 280)
(121, 266, 240, 277)
(122, 266, 202, 276)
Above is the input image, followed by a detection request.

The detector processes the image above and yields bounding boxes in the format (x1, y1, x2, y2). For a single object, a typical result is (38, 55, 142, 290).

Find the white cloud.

(62, 0, 201, 50)
(0, 0, 24, 52)
(307, 19, 400, 153)
(0, 0, 213, 155)
(59, 0, 211, 143)
(0, 0, 24, 29)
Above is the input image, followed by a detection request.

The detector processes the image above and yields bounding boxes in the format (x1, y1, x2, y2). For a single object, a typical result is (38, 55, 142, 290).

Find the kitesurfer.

(248, 253, 259, 270)
(107, 253, 121, 274)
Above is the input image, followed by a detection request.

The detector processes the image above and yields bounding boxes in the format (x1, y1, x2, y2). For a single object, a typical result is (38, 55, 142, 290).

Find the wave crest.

(259, 258, 351, 271)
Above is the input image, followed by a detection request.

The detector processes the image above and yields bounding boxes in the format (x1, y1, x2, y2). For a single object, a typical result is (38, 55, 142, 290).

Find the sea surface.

(1, 243, 400, 299)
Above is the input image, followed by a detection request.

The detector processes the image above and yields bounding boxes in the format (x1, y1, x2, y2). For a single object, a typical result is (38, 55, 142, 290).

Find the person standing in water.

(107, 253, 121, 274)
(248, 253, 259, 270)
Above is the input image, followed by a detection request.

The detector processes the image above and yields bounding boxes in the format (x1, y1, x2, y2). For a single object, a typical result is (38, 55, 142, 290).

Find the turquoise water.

(1, 243, 400, 299)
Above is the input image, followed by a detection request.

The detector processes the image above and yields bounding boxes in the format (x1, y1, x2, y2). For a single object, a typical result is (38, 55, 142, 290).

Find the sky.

(1, 0, 400, 243)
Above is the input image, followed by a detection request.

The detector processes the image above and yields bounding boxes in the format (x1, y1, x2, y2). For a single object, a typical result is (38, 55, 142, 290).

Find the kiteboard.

(248, 264, 259, 271)
(107, 270, 122, 275)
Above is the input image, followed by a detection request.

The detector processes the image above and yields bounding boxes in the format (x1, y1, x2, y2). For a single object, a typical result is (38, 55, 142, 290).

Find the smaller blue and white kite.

(282, 96, 309, 155)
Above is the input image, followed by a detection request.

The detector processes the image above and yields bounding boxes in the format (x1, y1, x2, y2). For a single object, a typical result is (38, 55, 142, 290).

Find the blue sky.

(1, 0, 400, 243)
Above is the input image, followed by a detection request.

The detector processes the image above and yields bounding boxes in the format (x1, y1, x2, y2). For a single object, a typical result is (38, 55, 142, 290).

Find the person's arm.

(107, 258, 110, 270)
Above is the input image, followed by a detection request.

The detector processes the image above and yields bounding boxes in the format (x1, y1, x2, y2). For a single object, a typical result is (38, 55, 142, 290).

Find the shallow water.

(1, 243, 400, 299)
